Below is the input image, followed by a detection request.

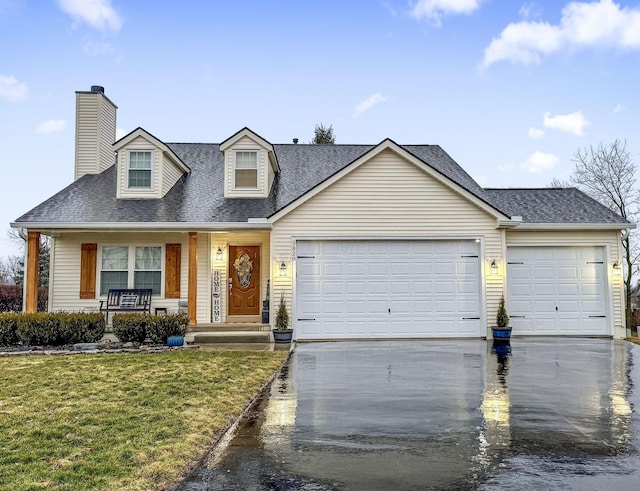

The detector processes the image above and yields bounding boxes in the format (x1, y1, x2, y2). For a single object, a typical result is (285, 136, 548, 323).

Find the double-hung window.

(234, 150, 258, 188)
(100, 246, 129, 294)
(100, 246, 162, 295)
(128, 151, 152, 188)
(133, 247, 161, 294)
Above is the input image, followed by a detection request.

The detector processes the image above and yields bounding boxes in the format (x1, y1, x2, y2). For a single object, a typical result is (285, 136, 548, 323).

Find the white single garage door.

(507, 247, 609, 335)
(295, 240, 482, 340)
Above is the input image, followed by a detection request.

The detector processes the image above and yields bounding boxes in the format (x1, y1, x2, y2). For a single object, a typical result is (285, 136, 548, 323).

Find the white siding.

(210, 231, 271, 322)
(50, 232, 192, 314)
(224, 135, 269, 198)
(74, 92, 116, 180)
(116, 136, 161, 199)
(271, 148, 503, 335)
(506, 229, 625, 337)
(162, 154, 183, 196)
(98, 99, 117, 173)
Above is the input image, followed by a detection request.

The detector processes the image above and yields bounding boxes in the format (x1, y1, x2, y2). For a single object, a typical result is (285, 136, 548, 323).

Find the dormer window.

(128, 150, 152, 188)
(234, 150, 258, 188)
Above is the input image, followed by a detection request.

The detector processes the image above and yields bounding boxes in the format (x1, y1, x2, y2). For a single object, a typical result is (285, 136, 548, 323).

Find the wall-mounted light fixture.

(215, 245, 223, 261)
(613, 260, 621, 275)
(490, 259, 498, 275)
(279, 260, 288, 277)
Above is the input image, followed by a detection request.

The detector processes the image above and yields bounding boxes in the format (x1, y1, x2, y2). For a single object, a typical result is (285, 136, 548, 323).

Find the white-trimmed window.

(128, 151, 152, 188)
(133, 247, 161, 293)
(100, 245, 162, 295)
(234, 150, 258, 188)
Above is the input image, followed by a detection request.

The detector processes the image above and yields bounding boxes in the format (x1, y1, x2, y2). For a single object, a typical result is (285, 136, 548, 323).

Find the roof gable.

(114, 127, 190, 173)
(269, 139, 510, 222)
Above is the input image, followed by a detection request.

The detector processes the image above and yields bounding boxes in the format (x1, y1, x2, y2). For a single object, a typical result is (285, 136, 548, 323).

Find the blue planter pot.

(273, 329, 293, 344)
(167, 335, 184, 347)
(491, 327, 512, 341)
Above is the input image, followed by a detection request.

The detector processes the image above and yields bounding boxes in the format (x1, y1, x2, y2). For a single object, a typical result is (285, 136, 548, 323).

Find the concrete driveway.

(181, 339, 640, 490)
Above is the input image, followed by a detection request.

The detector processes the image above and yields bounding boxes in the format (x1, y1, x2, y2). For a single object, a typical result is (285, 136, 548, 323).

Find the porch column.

(25, 231, 40, 313)
(188, 232, 198, 326)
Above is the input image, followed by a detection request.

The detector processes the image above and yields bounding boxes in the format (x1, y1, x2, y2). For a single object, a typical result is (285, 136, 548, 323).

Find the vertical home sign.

(212, 269, 221, 323)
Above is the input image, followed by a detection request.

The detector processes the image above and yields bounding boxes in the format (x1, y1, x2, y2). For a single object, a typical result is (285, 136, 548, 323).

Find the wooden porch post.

(188, 232, 198, 326)
(25, 231, 40, 313)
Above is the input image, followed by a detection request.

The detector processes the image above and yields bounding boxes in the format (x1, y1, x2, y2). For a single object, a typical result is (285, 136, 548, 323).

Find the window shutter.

(80, 243, 97, 299)
(165, 244, 181, 298)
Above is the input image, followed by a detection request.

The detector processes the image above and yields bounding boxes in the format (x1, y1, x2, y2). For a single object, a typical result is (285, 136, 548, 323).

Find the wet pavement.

(179, 339, 640, 490)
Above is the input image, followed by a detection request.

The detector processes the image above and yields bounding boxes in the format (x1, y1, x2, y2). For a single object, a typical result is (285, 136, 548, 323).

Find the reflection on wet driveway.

(180, 339, 640, 490)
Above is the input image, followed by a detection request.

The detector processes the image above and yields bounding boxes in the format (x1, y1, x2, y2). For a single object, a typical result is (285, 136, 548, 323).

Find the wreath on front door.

(233, 253, 254, 289)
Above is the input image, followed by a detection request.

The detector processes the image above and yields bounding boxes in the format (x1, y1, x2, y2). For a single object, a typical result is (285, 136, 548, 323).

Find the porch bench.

(99, 289, 153, 321)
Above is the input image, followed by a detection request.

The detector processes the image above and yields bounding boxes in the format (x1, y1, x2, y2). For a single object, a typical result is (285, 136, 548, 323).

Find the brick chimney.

(74, 85, 118, 180)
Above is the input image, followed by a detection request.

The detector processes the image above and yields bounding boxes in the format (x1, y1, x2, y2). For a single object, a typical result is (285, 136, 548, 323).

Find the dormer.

(114, 128, 190, 199)
(220, 127, 280, 198)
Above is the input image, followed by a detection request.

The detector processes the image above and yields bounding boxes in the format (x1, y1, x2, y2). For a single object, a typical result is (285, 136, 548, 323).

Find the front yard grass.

(0, 349, 287, 490)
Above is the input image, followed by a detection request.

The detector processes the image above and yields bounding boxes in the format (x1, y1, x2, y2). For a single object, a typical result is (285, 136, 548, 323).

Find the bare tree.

(310, 123, 335, 144)
(571, 140, 639, 330)
(5, 229, 50, 287)
(548, 177, 570, 188)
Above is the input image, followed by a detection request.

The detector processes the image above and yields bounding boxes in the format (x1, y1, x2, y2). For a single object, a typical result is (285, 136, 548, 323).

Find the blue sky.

(1, 0, 639, 258)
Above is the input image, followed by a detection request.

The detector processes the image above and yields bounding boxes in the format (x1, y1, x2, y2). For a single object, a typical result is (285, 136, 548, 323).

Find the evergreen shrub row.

(0, 312, 105, 346)
(112, 313, 188, 344)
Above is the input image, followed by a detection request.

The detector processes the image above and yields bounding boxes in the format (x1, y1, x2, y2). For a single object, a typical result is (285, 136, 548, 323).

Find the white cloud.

(57, 0, 122, 32)
(612, 103, 625, 113)
(36, 119, 66, 135)
(528, 127, 545, 139)
(115, 127, 127, 140)
(482, 0, 640, 67)
(520, 151, 559, 173)
(0, 74, 28, 103)
(353, 93, 388, 117)
(543, 111, 589, 136)
(411, 0, 482, 24)
(519, 2, 542, 20)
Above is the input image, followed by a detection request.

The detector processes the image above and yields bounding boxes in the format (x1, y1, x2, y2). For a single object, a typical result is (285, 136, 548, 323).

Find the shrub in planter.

(0, 312, 20, 345)
(112, 313, 148, 343)
(146, 314, 188, 344)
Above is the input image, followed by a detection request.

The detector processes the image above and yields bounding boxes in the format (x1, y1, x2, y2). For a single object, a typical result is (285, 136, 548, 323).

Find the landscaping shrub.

(63, 312, 106, 343)
(15, 312, 105, 346)
(112, 313, 148, 343)
(0, 285, 48, 312)
(146, 314, 188, 344)
(0, 285, 22, 312)
(0, 312, 20, 345)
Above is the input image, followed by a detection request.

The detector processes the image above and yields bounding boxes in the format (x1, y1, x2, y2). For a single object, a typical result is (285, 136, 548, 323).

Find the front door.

(228, 245, 261, 317)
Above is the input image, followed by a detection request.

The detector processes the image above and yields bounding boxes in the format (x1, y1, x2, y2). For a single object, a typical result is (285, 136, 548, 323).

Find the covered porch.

(23, 228, 278, 329)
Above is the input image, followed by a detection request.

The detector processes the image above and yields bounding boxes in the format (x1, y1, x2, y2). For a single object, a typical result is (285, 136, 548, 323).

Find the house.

(12, 86, 634, 340)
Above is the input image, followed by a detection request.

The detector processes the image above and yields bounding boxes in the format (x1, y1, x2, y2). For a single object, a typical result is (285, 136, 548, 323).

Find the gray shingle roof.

(484, 188, 629, 224)
(13, 142, 629, 226)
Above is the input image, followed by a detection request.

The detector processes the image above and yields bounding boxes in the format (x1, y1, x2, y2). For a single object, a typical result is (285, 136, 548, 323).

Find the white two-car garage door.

(507, 247, 609, 335)
(295, 240, 482, 340)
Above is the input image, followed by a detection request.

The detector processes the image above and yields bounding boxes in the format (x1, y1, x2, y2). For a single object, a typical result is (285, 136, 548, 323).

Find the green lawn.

(0, 349, 288, 490)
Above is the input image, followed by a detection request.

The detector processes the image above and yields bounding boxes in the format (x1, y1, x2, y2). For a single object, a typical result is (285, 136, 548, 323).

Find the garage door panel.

(296, 240, 481, 339)
(557, 284, 579, 296)
(323, 282, 343, 295)
(533, 266, 554, 279)
(507, 246, 608, 336)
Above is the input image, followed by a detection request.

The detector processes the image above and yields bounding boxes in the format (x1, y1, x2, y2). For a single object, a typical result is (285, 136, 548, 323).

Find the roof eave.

(10, 221, 273, 231)
(514, 222, 635, 230)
